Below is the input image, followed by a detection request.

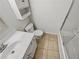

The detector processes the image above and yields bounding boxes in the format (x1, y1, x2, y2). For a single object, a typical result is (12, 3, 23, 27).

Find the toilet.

(25, 23, 43, 39)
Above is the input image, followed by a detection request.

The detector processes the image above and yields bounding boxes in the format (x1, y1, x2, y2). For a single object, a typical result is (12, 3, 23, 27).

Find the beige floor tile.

(41, 49, 47, 59)
(47, 50, 59, 59)
(47, 55, 59, 59)
(33, 33, 59, 59)
(38, 37, 49, 49)
(44, 39, 49, 49)
(47, 50, 59, 56)
(33, 49, 44, 59)
(48, 40, 58, 51)
(46, 33, 58, 40)
(38, 39, 45, 49)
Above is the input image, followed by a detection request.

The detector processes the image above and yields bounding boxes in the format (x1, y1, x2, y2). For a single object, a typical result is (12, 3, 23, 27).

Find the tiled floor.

(33, 33, 60, 59)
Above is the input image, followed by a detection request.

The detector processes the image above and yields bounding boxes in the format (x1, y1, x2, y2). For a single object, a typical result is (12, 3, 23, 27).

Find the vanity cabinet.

(23, 38, 37, 59)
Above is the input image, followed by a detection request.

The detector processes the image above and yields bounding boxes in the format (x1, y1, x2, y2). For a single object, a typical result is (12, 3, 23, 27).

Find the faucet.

(0, 43, 7, 53)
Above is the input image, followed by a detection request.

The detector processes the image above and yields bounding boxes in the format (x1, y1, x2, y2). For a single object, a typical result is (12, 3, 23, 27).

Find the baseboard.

(46, 31, 66, 59)
(45, 32, 58, 35)
(57, 32, 66, 59)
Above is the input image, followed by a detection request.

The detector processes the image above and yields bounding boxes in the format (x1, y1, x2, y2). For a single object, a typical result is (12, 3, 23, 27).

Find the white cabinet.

(23, 39, 37, 59)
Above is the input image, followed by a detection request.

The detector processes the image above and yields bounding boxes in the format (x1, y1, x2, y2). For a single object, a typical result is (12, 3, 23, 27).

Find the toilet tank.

(25, 23, 34, 32)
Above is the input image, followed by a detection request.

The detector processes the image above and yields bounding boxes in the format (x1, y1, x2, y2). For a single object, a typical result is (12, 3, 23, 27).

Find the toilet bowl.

(25, 23, 43, 39)
(34, 30, 43, 39)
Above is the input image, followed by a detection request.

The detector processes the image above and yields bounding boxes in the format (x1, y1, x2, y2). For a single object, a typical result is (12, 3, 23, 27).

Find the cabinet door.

(23, 54, 28, 59)
(30, 39, 37, 58)
(25, 41, 33, 55)
(23, 41, 32, 59)
(23, 39, 37, 59)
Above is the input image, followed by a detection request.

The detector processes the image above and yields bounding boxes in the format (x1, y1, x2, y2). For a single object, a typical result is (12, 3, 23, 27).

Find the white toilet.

(25, 23, 43, 39)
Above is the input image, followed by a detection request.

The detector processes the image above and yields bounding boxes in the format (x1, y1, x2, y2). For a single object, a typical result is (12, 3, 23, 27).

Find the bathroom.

(0, 0, 79, 59)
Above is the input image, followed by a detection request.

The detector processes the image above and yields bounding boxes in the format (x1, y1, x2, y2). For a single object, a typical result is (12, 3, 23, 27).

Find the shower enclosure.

(60, 0, 79, 59)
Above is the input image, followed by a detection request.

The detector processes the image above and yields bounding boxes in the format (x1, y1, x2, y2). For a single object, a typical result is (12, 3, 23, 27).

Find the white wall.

(62, 0, 79, 32)
(30, 0, 72, 33)
(60, 0, 79, 59)
(0, 0, 16, 42)
(61, 0, 79, 44)
(0, 0, 30, 29)
(0, 0, 30, 43)
(0, 0, 17, 28)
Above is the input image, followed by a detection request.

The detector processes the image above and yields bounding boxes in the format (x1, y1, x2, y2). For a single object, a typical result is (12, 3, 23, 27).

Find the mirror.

(15, 0, 31, 20)
(15, 0, 29, 10)
(8, 0, 31, 20)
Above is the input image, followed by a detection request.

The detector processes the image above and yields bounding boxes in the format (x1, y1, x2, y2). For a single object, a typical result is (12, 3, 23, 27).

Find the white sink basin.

(1, 41, 20, 59)
(0, 31, 34, 59)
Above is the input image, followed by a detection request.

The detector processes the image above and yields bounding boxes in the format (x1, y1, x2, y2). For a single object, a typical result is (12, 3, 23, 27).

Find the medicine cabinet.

(8, 0, 31, 20)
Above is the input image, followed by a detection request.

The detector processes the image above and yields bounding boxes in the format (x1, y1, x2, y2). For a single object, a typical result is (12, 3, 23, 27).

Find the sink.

(1, 41, 20, 59)
(0, 31, 34, 59)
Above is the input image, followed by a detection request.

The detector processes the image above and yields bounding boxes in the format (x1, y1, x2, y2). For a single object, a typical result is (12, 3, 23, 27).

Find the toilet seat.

(34, 30, 43, 37)
(24, 23, 43, 39)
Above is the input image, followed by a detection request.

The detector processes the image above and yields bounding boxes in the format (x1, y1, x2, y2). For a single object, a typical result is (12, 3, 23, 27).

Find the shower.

(60, 0, 79, 59)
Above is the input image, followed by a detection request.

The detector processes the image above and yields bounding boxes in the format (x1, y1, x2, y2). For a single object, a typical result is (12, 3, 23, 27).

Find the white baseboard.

(45, 32, 58, 35)
(45, 31, 66, 59)
(57, 32, 66, 59)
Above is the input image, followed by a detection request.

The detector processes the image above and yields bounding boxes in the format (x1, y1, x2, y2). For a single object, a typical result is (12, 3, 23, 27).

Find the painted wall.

(0, 0, 30, 43)
(60, 0, 79, 59)
(0, 0, 17, 28)
(30, 0, 72, 33)
(61, 0, 79, 44)
(0, 0, 16, 43)
(62, 0, 79, 32)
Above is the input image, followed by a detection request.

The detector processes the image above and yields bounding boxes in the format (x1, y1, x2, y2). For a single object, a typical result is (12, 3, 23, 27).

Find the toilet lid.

(34, 30, 43, 36)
